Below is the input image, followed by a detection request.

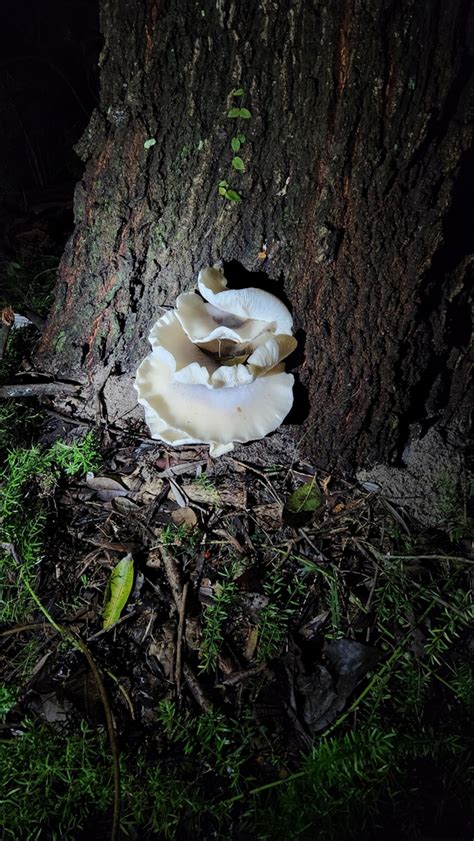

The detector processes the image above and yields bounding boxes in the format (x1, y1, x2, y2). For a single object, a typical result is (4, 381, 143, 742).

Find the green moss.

(0, 433, 101, 622)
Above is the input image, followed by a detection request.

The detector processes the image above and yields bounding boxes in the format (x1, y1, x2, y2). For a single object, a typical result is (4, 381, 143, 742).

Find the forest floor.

(0, 392, 473, 841)
(0, 232, 473, 841)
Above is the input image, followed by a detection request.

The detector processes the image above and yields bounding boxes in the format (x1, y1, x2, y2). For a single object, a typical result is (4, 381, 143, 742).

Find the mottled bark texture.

(37, 0, 473, 470)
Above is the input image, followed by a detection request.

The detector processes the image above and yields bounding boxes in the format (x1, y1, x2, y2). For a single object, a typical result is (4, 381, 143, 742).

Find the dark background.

(0, 0, 100, 209)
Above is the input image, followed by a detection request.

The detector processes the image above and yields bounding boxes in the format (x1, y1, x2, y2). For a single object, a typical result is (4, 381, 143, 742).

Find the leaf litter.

(1, 420, 473, 839)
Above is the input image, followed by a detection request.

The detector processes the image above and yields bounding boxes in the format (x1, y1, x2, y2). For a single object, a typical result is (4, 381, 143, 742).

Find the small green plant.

(256, 571, 305, 662)
(199, 562, 241, 671)
(0, 401, 43, 453)
(435, 470, 473, 542)
(218, 179, 242, 202)
(48, 432, 101, 476)
(246, 723, 465, 841)
(0, 721, 111, 839)
(218, 87, 252, 202)
(0, 433, 101, 622)
(231, 131, 246, 153)
(193, 471, 220, 503)
(157, 699, 256, 792)
(8, 637, 45, 683)
(0, 685, 18, 720)
(160, 521, 200, 550)
(451, 662, 474, 712)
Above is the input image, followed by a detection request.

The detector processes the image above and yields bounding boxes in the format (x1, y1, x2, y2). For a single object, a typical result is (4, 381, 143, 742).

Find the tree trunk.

(37, 0, 473, 470)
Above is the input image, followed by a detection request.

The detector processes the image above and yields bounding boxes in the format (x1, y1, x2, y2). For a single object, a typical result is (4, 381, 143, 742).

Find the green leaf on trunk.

(144, 138, 156, 149)
(238, 108, 252, 119)
(237, 132, 246, 143)
(283, 479, 322, 527)
(103, 554, 134, 629)
(232, 88, 245, 96)
(231, 137, 241, 152)
(227, 108, 241, 118)
(226, 190, 242, 202)
(231, 156, 245, 172)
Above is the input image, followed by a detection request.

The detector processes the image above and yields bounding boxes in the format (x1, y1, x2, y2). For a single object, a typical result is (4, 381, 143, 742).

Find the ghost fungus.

(134, 267, 297, 457)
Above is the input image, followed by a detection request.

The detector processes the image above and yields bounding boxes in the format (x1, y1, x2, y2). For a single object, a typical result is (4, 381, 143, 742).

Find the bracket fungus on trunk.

(135, 267, 297, 456)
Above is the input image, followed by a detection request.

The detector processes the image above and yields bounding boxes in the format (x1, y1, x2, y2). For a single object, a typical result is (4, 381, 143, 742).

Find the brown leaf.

(112, 497, 141, 514)
(244, 626, 259, 661)
(253, 503, 283, 529)
(320, 475, 332, 494)
(86, 472, 131, 501)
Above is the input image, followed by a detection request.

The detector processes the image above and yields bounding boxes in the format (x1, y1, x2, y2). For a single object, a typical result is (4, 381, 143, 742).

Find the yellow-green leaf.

(283, 480, 322, 527)
(232, 156, 245, 172)
(226, 189, 242, 202)
(103, 554, 134, 629)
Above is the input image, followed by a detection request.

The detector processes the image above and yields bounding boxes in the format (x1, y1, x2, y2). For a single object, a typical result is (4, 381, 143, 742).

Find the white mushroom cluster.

(135, 267, 297, 456)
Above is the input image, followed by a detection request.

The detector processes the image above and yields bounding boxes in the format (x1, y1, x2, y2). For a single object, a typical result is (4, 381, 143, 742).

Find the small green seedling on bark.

(218, 89, 251, 202)
(218, 180, 242, 202)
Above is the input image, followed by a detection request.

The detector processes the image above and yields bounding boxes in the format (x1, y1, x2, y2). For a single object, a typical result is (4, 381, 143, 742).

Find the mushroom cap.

(176, 291, 270, 345)
(134, 339, 294, 456)
(197, 267, 293, 335)
(135, 267, 296, 456)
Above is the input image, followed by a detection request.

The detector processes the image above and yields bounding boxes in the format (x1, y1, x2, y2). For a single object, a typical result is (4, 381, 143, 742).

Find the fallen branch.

(183, 663, 212, 712)
(0, 382, 80, 399)
(175, 581, 188, 696)
(160, 546, 183, 609)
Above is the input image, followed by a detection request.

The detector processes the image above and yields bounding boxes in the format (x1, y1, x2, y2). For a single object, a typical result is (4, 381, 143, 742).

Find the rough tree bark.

(36, 0, 473, 470)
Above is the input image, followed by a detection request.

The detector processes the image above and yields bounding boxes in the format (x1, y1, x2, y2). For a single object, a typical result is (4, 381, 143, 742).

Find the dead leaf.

(86, 472, 131, 501)
(214, 528, 245, 554)
(112, 497, 141, 514)
(240, 592, 270, 619)
(253, 503, 283, 529)
(244, 626, 259, 661)
(167, 478, 188, 507)
(184, 617, 201, 651)
(320, 475, 332, 494)
(185, 482, 221, 506)
(298, 611, 330, 640)
(148, 621, 175, 679)
(296, 639, 381, 733)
